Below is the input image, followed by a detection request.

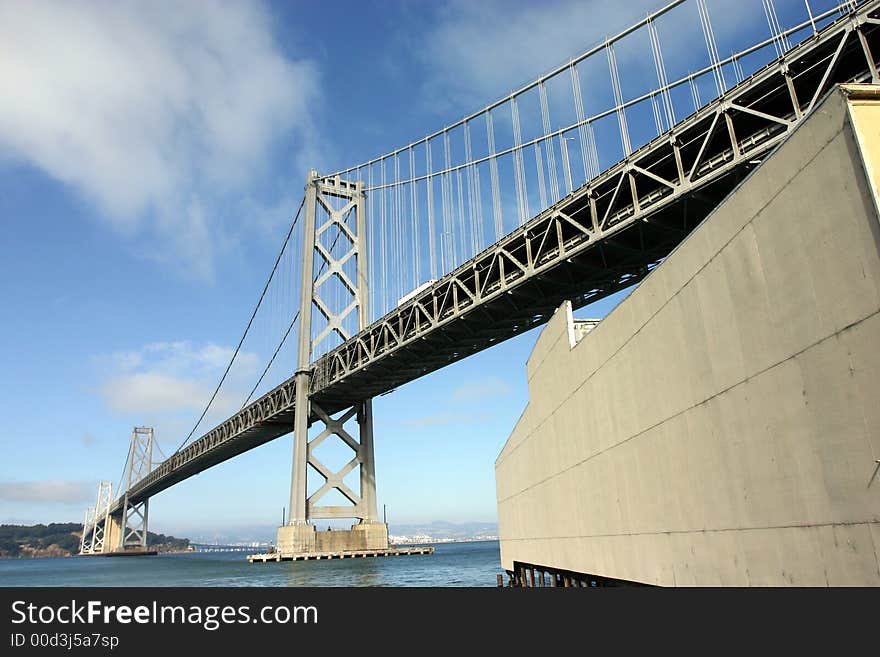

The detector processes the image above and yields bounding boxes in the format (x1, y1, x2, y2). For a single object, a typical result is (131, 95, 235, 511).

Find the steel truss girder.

(118, 1, 880, 507)
(310, 7, 880, 394)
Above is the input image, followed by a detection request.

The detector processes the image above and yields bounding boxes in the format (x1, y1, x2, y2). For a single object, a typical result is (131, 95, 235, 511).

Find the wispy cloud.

(100, 372, 210, 415)
(400, 377, 511, 428)
(0, 0, 319, 278)
(0, 480, 94, 505)
(418, 0, 661, 112)
(417, 0, 762, 117)
(451, 376, 512, 402)
(401, 413, 473, 428)
(96, 341, 258, 416)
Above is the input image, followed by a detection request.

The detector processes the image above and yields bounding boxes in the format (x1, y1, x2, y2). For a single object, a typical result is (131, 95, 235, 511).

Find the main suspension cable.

(173, 197, 306, 455)
(240, 214, 348, 407)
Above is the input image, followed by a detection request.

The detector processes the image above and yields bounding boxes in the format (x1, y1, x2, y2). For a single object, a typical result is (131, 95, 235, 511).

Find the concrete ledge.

(247, 546, 434, 563)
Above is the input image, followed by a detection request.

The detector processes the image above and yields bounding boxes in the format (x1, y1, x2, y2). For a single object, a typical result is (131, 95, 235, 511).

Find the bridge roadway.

(111, 3, 880, 515)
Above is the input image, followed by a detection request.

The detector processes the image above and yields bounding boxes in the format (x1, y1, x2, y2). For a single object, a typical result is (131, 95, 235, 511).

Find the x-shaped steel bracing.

(289, 172, 378, 525)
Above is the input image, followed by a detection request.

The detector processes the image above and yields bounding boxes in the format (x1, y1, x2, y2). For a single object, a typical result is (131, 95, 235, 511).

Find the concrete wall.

(496, 85, 880, 586)
(277, 522, 388, 555)
(315, 523, 388, 552)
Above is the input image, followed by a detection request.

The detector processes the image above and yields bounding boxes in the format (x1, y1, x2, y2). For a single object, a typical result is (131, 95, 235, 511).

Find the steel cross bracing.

(79, 506, 95, 553)
(118, 2, 880, 508)
(117, 427, 154, 549)
(288, 172, 378, 524)
(80, 481, 112, 555)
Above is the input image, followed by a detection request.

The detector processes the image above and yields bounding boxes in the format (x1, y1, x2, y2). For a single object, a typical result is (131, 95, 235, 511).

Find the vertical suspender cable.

(697, 0, 726, 97)
(442, 128, 454, 271)
(368, 164, 375, 321)
(607, 40, 631, 157)
(648, 18, 675, 132)
(539, 81, 560, 203)
(511, 95, 529, 224)
(804, 0, 818, 34)
(426, 141, 437, 280)
(380, 158, 387, 316)
(409, 146, 420, 287)
(486, 112, 503, 240)
(464, 121, 479, 258)
(534, 143, 548, 210)
(456, 167, 466, 266)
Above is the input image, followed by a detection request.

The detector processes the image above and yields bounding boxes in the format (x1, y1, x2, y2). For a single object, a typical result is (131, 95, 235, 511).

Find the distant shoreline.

(390, 537, 498, 545)
(0, 523, 190, 559)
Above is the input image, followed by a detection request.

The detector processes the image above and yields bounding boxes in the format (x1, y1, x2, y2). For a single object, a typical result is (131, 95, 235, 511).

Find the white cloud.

(451, 376, 512, 402)
(101, 372, 208, 414)
(419, 0, 662, 111)
(0, 0, 318, 277)
(401, 413, 473, 428)
(96, 341, 259, 416)
(418, 0, 762, 116)
(0, 480, 94, 505)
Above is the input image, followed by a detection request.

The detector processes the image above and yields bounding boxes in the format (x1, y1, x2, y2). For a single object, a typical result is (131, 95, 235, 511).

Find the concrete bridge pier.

(105, 514, 123, 552)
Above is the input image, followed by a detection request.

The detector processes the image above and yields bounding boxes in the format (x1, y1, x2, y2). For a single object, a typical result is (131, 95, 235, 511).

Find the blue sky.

(0, 0, 846, 539)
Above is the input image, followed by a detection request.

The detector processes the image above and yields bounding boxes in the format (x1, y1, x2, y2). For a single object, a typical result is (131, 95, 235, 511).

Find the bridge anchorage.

(79, 428, 156, 555)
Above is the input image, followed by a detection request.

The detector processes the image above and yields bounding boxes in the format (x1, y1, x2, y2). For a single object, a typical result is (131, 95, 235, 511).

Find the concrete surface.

(276, 522, 389, 556)
(495, 84, 880, 586)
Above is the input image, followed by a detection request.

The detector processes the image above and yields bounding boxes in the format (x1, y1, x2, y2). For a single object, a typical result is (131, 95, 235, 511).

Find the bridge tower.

(116, 427, 154, 551)
(79, 506, 95, 554)
(278, 170, 387, 554)
(79, 480, 112, 555)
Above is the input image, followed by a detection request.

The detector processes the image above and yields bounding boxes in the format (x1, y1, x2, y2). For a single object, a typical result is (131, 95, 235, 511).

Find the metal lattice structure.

(79, 481, 112, 555)
(288, 172, 378, 524)
(90, 1, 880, 525)
(118, 427, 153, 549)
(79, 506, 95, 554)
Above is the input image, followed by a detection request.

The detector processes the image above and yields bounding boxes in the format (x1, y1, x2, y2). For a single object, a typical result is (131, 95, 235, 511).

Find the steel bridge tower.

(78, 427, 154, 555)
(79, 481, 112, 555)
(118, 426, 154, 550)
(277, 171, 387, 554)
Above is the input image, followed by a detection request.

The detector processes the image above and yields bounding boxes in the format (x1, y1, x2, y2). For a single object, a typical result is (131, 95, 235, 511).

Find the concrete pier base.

(105, 514, 123, 552)
(276, 522, 389, 556)
(276, 524, 317, 554)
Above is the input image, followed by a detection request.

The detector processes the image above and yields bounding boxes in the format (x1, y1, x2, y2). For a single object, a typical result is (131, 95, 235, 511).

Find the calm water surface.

(0, 541, 501, 587)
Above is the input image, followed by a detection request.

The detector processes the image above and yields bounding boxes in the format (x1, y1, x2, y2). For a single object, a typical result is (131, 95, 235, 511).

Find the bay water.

(0, 540, 501, 587)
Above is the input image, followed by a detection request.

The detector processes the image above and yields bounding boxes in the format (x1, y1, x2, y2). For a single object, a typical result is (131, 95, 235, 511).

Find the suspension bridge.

(80, 0, 880, 556)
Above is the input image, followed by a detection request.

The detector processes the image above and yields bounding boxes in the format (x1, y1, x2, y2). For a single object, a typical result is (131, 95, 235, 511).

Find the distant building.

(496, 85, 880, 586)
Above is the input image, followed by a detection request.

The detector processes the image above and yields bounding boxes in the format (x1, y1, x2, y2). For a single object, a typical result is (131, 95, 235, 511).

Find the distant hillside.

(0, 523, 190, 558)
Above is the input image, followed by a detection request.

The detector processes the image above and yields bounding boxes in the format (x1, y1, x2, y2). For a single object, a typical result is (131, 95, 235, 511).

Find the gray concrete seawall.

(495, 85, 880, 586)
